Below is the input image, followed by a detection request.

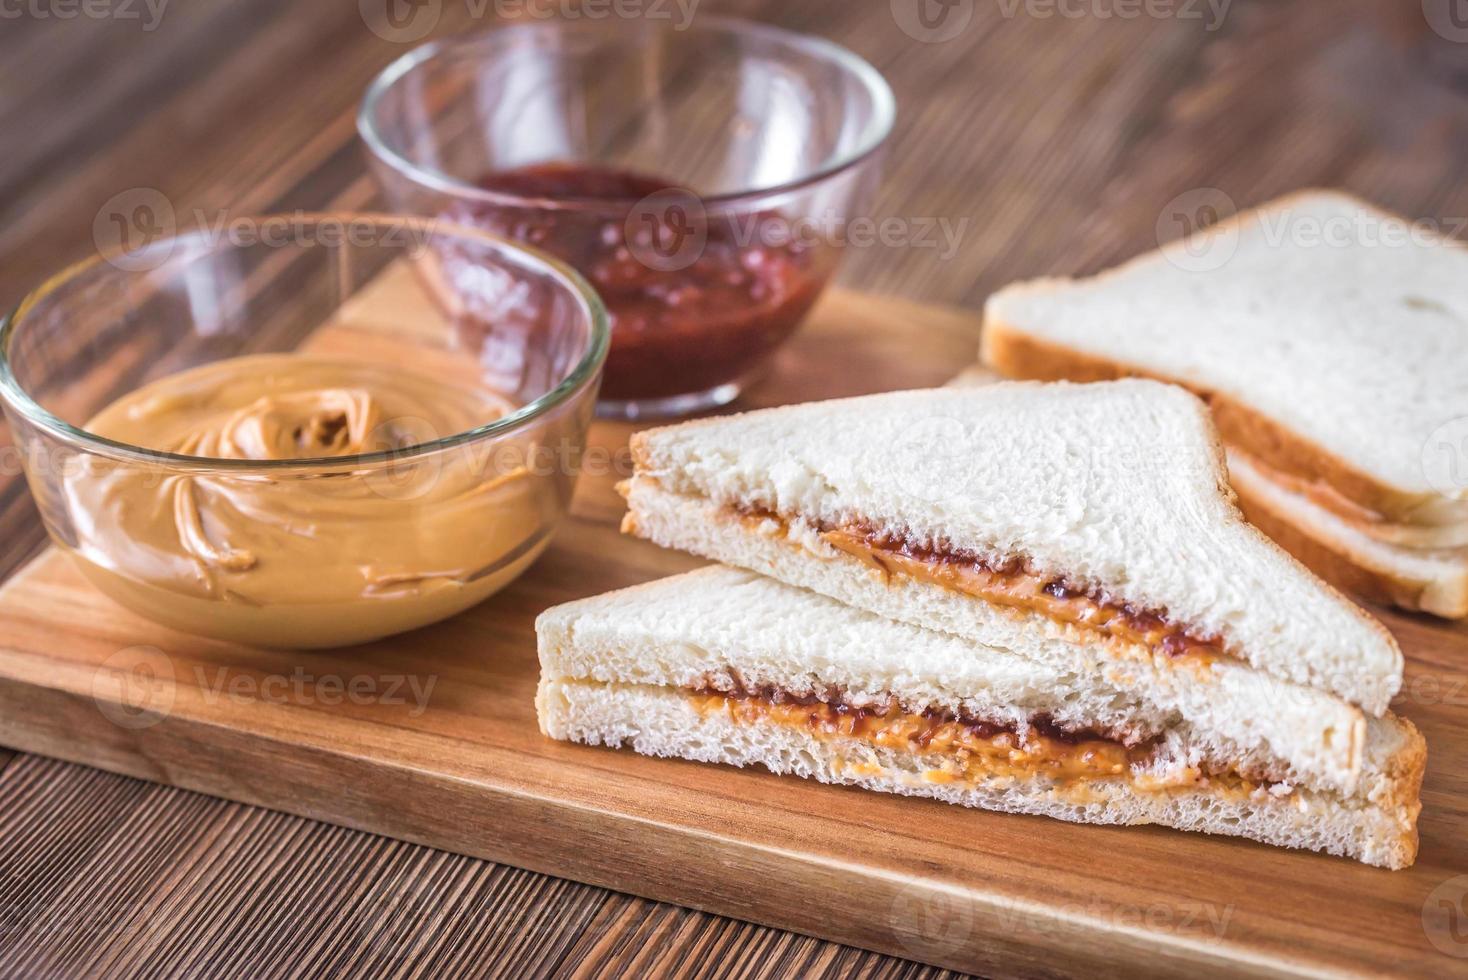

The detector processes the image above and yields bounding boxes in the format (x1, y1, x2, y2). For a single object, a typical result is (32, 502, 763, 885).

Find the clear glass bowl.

(358, 16, 894, 419)
(0, 214, 607, 648)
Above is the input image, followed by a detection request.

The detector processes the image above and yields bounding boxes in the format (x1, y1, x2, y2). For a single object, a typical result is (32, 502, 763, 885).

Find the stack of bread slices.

(537, 373, 1426, 868)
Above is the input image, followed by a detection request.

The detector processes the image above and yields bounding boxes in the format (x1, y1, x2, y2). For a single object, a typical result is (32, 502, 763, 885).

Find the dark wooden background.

(2, 1, 1467, 976)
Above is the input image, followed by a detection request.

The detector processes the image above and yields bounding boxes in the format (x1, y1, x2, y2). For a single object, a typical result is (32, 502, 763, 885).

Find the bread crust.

(1232, 473, 1468, 617)
(981, 322, 1430, 523)
(983, 188, 1467, 524)
(980, 186, 1467, 519)
(1234, 481, 1412, 609)
(1376, 714, 1429, 831)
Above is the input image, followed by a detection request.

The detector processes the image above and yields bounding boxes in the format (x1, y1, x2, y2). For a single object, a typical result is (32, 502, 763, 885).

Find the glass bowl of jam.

(358, 16, 894, 418)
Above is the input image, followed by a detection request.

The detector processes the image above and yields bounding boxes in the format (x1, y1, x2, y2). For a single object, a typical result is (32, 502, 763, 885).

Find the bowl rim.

(356, 14, 897, 212)
(0, 212, 611, 473)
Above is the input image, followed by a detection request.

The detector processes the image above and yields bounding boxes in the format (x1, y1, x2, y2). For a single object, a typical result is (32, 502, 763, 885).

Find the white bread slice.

(981, 190, 1468, 522)
(1229, 450, 1468, 619)
(536, 568, 1425, 869)
(622, 381, 1403, 714)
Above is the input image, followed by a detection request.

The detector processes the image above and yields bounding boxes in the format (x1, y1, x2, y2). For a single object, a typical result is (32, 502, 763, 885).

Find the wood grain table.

(2, 1, 1467, 977)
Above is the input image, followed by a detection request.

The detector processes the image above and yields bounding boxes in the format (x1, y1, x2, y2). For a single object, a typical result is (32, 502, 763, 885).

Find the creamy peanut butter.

(63, 354, 553, 647)
(691, 690, 1133, 784)
(690, 687, 1274, 797)
(728, 504, 1226, 664)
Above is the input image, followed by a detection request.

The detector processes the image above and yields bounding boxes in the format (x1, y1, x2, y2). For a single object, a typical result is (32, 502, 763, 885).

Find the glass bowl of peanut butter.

(0, 214, 608, 648)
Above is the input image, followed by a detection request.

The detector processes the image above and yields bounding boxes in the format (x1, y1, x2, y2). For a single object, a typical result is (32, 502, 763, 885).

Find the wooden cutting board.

(0, 264, 1464, 979)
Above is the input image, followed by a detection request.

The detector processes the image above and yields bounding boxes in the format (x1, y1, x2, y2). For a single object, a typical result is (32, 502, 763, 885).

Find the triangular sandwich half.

(537, 566, 1424, 869)
(618, 381, 1405, 790)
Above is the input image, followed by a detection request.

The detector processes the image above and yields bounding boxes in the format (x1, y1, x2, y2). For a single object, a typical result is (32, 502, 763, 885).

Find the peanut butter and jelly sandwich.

(537, 566, 1423, 868)
(618, 381, 1401, 724)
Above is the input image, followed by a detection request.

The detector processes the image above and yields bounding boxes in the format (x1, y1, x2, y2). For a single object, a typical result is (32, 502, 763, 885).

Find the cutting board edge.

(0, 634, 1326, 980)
